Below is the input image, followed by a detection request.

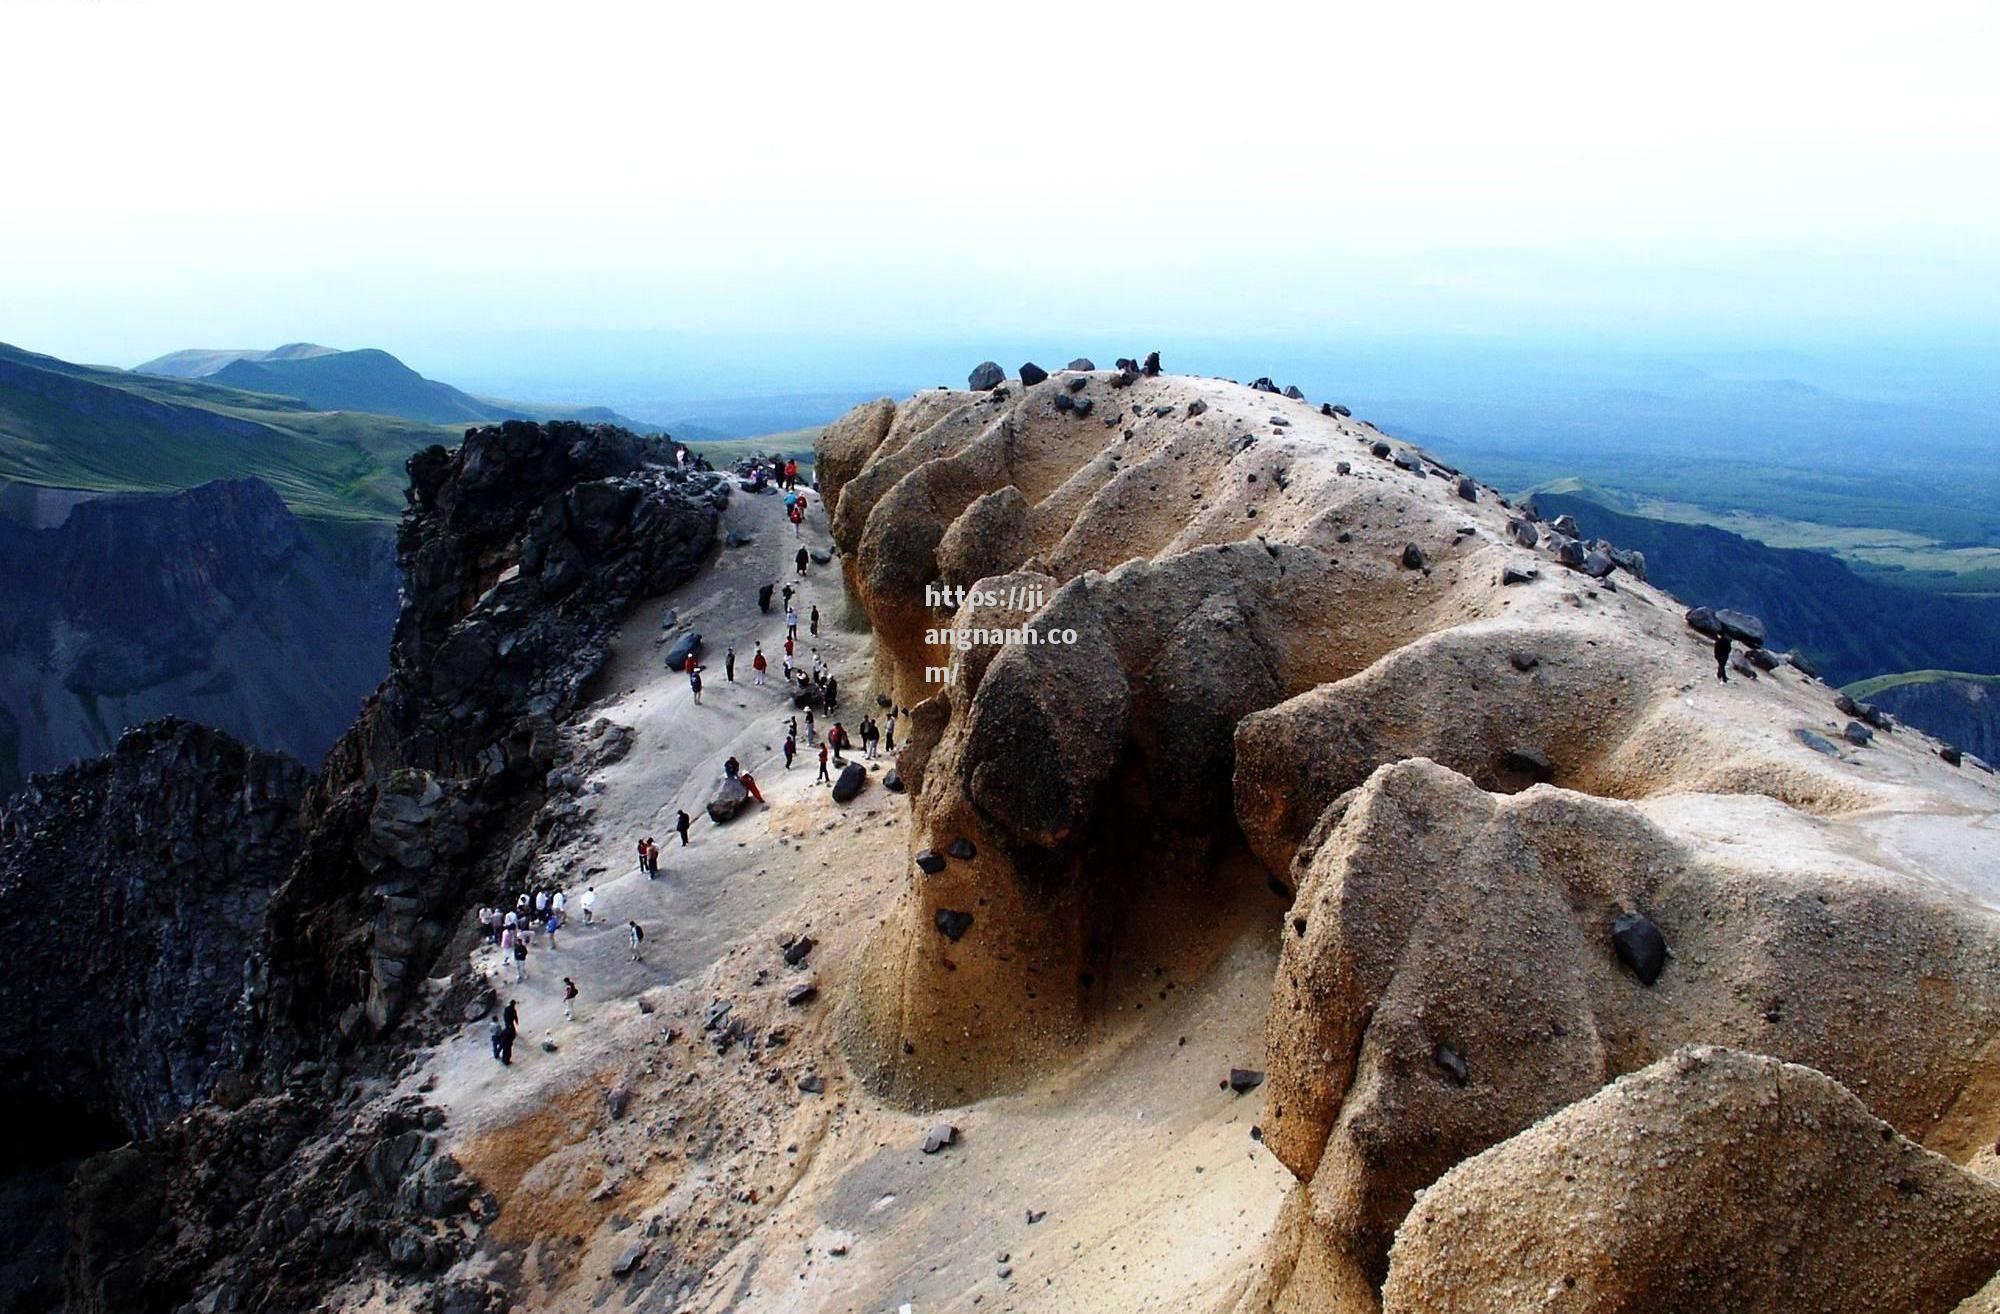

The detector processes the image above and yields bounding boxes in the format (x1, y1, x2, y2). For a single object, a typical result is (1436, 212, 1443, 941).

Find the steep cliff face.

(0, 478, 396, 794)
(0, 421, 721, 1314)
(1862, 674, 2000, 763)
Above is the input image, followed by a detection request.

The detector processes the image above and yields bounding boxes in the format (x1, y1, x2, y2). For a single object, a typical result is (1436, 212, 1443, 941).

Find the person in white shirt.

(581, 886, 597, 925)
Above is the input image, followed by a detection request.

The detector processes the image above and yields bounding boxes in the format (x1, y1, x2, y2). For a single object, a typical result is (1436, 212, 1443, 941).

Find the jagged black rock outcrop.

(7, 420, 719, 1314)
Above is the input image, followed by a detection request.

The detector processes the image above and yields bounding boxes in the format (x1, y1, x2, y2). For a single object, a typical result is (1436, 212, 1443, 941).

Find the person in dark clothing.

(676, 810, 691, 846)
(809, 604, 819, 637)
(782, 583, 795, 611)
(796, 546, 809, 577)
(783, 734, 796, 768)
(758, 582, 774, 613)
(725, 648, 736, 682)
(724, 756, 740, 779)
(498, 1000, 519, 1065)
(816, 742, 831, 783)
(1714, 632, 1732, 682)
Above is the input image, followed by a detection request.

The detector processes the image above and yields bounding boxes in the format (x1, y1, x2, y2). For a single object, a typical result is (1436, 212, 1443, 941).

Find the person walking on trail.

(789, 499, 804, 538)
(489, 1015, 507, 1063)
(511, 931, 529, 982)
(782, 634, 795, 661)
(810, 603, 820, 637)
(676, 809, 691, 847)
(628, 920, 645, 962)
(796, 546, 809, 577)
(725, 647, 736, 682)
(816, 741, 831, 784)
(562, 977, 578, 1022)
(785, 607, 798, 640)
(545, 911, 559, 948)
(781, 582, 795, 611)
(499, 999, 519, 1065)
(582, 886, 597, 925)
(636, 837, 650, 876)
(552, 888, 565, 926)
(1714, 632, 1732, 683)
(783, 732, 796, 769)
(690, 666, 704, 704)
(753, 644, 768, 685)
(758, 582, 774, 614)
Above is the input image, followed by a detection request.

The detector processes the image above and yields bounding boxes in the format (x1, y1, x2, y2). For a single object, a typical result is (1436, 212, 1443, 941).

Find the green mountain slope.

(132, 343, 340, 378)
(149, 345, 658, 431)
(0, 341, 447, 522)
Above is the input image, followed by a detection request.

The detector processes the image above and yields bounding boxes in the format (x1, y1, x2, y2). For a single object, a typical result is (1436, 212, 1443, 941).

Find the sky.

(2, 0, 1997, 373)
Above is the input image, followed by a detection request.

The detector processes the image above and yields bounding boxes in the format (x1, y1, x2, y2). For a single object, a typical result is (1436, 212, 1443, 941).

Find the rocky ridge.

(815, 361, 2000, 1312)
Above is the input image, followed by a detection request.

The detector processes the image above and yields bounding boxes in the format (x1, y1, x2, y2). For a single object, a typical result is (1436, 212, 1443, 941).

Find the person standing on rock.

(726, 647, 736, 682)
(809, 603, 819, 637)
(796, 546, 809, 578)
(563, 977, 578, 1022)
(676, 809, 691, 846)
(753, 644, 768, 685)
(628, 920, 645, 963)
(582, 886, 597, 925)
(1714, 631, 1732, 683)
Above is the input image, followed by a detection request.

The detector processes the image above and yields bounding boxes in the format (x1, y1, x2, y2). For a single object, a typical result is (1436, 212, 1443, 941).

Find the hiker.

(511, 929, 529, 982)
(499, 923, 515, 964)
(499, 1000, 518, 1064)
(789, 499, 804, 538)
(809, 603, 819, 637)
(690, 666, 704, 704)
(477, 906, 495, 943)
(781, 583, 795, 611)
(535, 888, 550, 919)
(563, 977, 578, 1022)
(636, 837, 650, 876)
(817, 741, 831, 784)
(676, 809, 691, 846)
(862, 716, 879, 759)
(783, 634, 794, 661)
(783, 732, 796, 768)
(740, 771, 764, 804)
(758, 582, 774, 614)
(628, 920, 645, 962)
(489, 1015, 506, 1063)
(726, 647, 736, 682)
(824, 673, 838, 710)
(785, 606, 798, 640)
(786, 458, 798, 490)
(647, 838, 661, 878)
(812, 650, 825, 681)
(830, 722, 848, 765)
(582, 886, 597, 924)
(753, 644, 768, 685)
(796, 546, 809, 577)
(724, 755, 740, 779)
(545, 911, 559, 948)
(551, 888, 566, 926)
(1714, 632, 1732, 683)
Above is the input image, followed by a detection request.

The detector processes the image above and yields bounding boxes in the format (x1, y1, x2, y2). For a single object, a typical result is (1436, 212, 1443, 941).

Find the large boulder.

(967, 361, 1005, 391)
(831, 762, 867, 803)
(662, 631, 702, 672)
(1715, 607, 1767, 646)
(706, 775, 750, 822)
(1383, 1046, 2000, 1314)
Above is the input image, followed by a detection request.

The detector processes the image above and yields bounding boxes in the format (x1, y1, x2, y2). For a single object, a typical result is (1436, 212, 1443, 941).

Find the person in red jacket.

(752, 643, 768, 685)
(816, 742, 830, 784)
(740, 771, 765, 804)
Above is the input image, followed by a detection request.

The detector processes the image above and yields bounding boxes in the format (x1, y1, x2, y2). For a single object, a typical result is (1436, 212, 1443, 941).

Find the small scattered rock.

(934, 909, 974, 942)
(1455, 476, 1477, 503)
(915, 849, 946, 875)
(798, 1074, 825, 1094)
(1227, 1068, 1265, 1094)
(1066, 357, 1095, 371)
(1400, 543, 1427, 571)
(1793, 728, 1842, 757)
(612, 1244, 647, 1278)
(1502, 565, 1539, 586)
(1611, 911, 1667, 986)
(1844, 721, 1874, 746)
(786, 982, 819, 1006)
(923, 1124, 958, 1154)
(1432, 1043, 1469, 1085)
(946, 837, 977, 861)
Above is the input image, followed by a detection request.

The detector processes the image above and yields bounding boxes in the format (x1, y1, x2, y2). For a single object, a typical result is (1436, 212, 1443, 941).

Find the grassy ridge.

(1840, 670, 2000, 700)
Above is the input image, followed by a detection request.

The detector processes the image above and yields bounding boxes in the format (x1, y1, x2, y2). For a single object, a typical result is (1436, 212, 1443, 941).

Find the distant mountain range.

(135, 343, 657, 431)
(1, 341, 446, 522)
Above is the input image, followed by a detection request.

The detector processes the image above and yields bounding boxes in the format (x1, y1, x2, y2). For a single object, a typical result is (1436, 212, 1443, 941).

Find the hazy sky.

(3, 0, 1997, 368)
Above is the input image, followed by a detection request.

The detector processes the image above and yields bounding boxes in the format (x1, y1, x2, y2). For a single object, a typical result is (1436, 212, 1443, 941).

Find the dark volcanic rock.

(1019, 362, 1049, 387)
(934, 909, 974, 942)
(915, 849, 946, 874)
(1066, 358, 1095, 372)
(968, 361, 1005, 392)
(831, 762, 867, 803)
(1611, 911, 1667, 985)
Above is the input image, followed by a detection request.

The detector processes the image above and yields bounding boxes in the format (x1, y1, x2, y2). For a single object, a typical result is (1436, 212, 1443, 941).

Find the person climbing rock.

(1714, 632, 1732, 683)
(817, 741, 831, 784)
(753, 643, 768, 685)
(725, 647, 736, 682)
(628, 920, 645, 962)
(563, 977, 578, 1022)
(724, 755, 740, 779)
